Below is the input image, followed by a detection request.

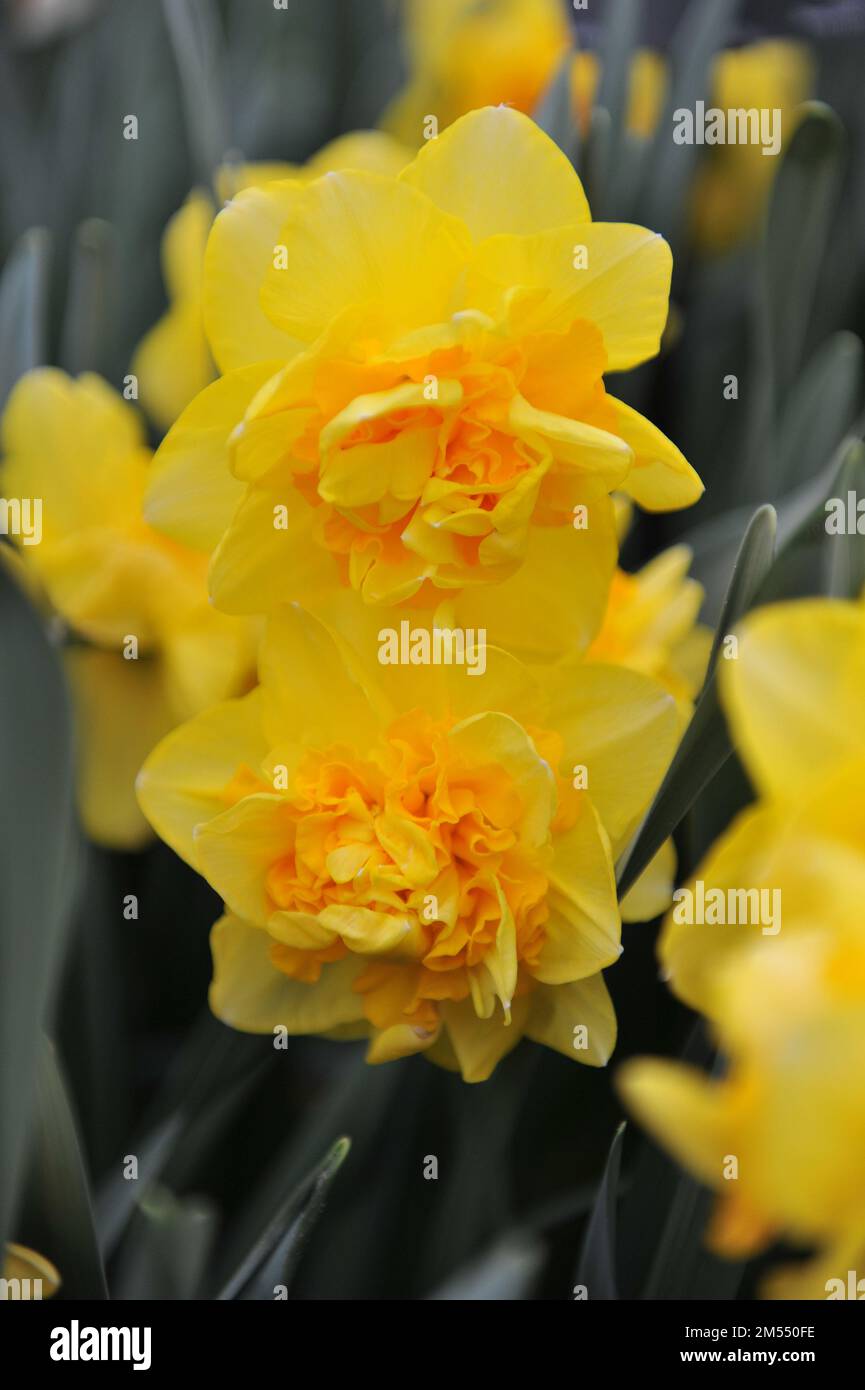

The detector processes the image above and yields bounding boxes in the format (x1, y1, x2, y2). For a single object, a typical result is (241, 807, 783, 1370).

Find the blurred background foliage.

(1, 0, 865, 1300)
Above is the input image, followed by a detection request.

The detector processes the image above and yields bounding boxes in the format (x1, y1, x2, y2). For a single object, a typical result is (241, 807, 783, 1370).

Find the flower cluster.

(0, 370, 257, 846)
(130, 105, 704, 1080)
(384, 0, 812, 254)
(620, 597, 865, 1297)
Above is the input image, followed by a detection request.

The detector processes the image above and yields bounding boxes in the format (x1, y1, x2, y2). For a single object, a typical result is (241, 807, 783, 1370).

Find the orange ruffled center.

(235, 318, 616, 604)
(222, 711, 579, 1033)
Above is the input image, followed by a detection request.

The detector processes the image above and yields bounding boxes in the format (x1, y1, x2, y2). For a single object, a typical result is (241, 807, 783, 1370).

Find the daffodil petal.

(620, 837, 676, 923)
(260, 171, 470, 345)
(209, 913, 366, 1033)
(203, 181, 306, 372)
(258, 604, 380, 751)
(608, 395, 704, 510)
(526, 973, 617, 1065)
(455, 485, 618, 660)
(3, 1243, 61, 1296)
(208, 482, 337, 614)
(440, 996, 529, 1083)
(720, 598, 865, 800)
(546, 662, 679, 852)
(535, 800, 620, 983)
(617, 1057, 730, 1188)
(469, 222, 673, 368)
(401, 106, 590, 240)
(136, 689, 267, 867)
(194, 794, 296, 924)
(146, 363, 282, 550)
(66, 646, 176, 851)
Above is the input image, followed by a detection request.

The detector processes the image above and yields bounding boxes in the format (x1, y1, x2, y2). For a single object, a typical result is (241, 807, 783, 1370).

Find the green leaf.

(216, 1137, 351, 1300)
(774, 332, 863, 493)
(0, 566, 77, 1254)
(95, 1113, 183, 1257)
(18, 1039, 108, 1300)
(617, 506, 777, 898)
(532, 51, 580, 165)
(638, 0, 740, 245)
(429, 1235, 543, 1301)
(574, 1121, 625, 1300)
(113, 1185, 218, 1300)
(704, 503, 778, 681)
(95, 1015, 269, 1256)
(59, 219, 117, 378)
(824, 440, 865, 599)
(0, 227, 50, 411)
(756, 436, 864, 605)
(161, 0, 229, 189)
(643, 1177, 743, 1299)
(764, 103, 845, 405)
(593, 0, 640, 218)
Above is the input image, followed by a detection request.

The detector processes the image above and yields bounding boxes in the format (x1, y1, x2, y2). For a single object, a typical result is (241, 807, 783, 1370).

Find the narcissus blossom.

(621, 890, 865, 1300)
(690, 41, 813, 255)
(132, 133, 410, 430)
(385, 0, 810, 255)
(146, 106, 701, 648)
(383, 0, 665, 144)
(587, 543, 710, 712)
(619, 596, 865, 1297)
(659, 597, 865, 1015)
(137, 603, 680, 1082)
(1, 370, 257, 847)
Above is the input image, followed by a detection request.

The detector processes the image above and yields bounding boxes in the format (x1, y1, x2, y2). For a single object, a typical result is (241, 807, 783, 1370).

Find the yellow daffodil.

(570, 48, 666, 142)
(145, 106, 701, 658)
(137, 601, 680, 1082)
(383, 0, 664, 145)
(587, 543, 710, 711)
(2, 1243, 60, 1298)
(1, 369, 257, 848)
(690, 41, 814, 256)
(384, 0, 570, 140)
(621, 890, 865, 1299)
(385, 2, 810, 255)
(659, 597, 865, 1015)
(132, 133, 411, 431)
(619, 596, 865, 1297)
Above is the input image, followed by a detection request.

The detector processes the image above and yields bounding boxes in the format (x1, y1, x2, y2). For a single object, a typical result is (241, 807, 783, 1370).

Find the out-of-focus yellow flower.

(146, 107, 700, 654)
(619, 596, 865, 1297)
(587, 544, 710, 710)
(383, 0, 664, 145)
(384, 0, 569, 140)
(570, 49, 666, 142)
(621, 894, 865, 1299)
(1, 370, 257, 848)
(216, 131, 411, 202)
(690, 41, 814, 255)
(660, 598, 865, 1015)
(132, 133, 411, 431)
(138, 602, 680, 1082)
(2, 1243, 60, 1298)
(386, 2, 811, 255)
